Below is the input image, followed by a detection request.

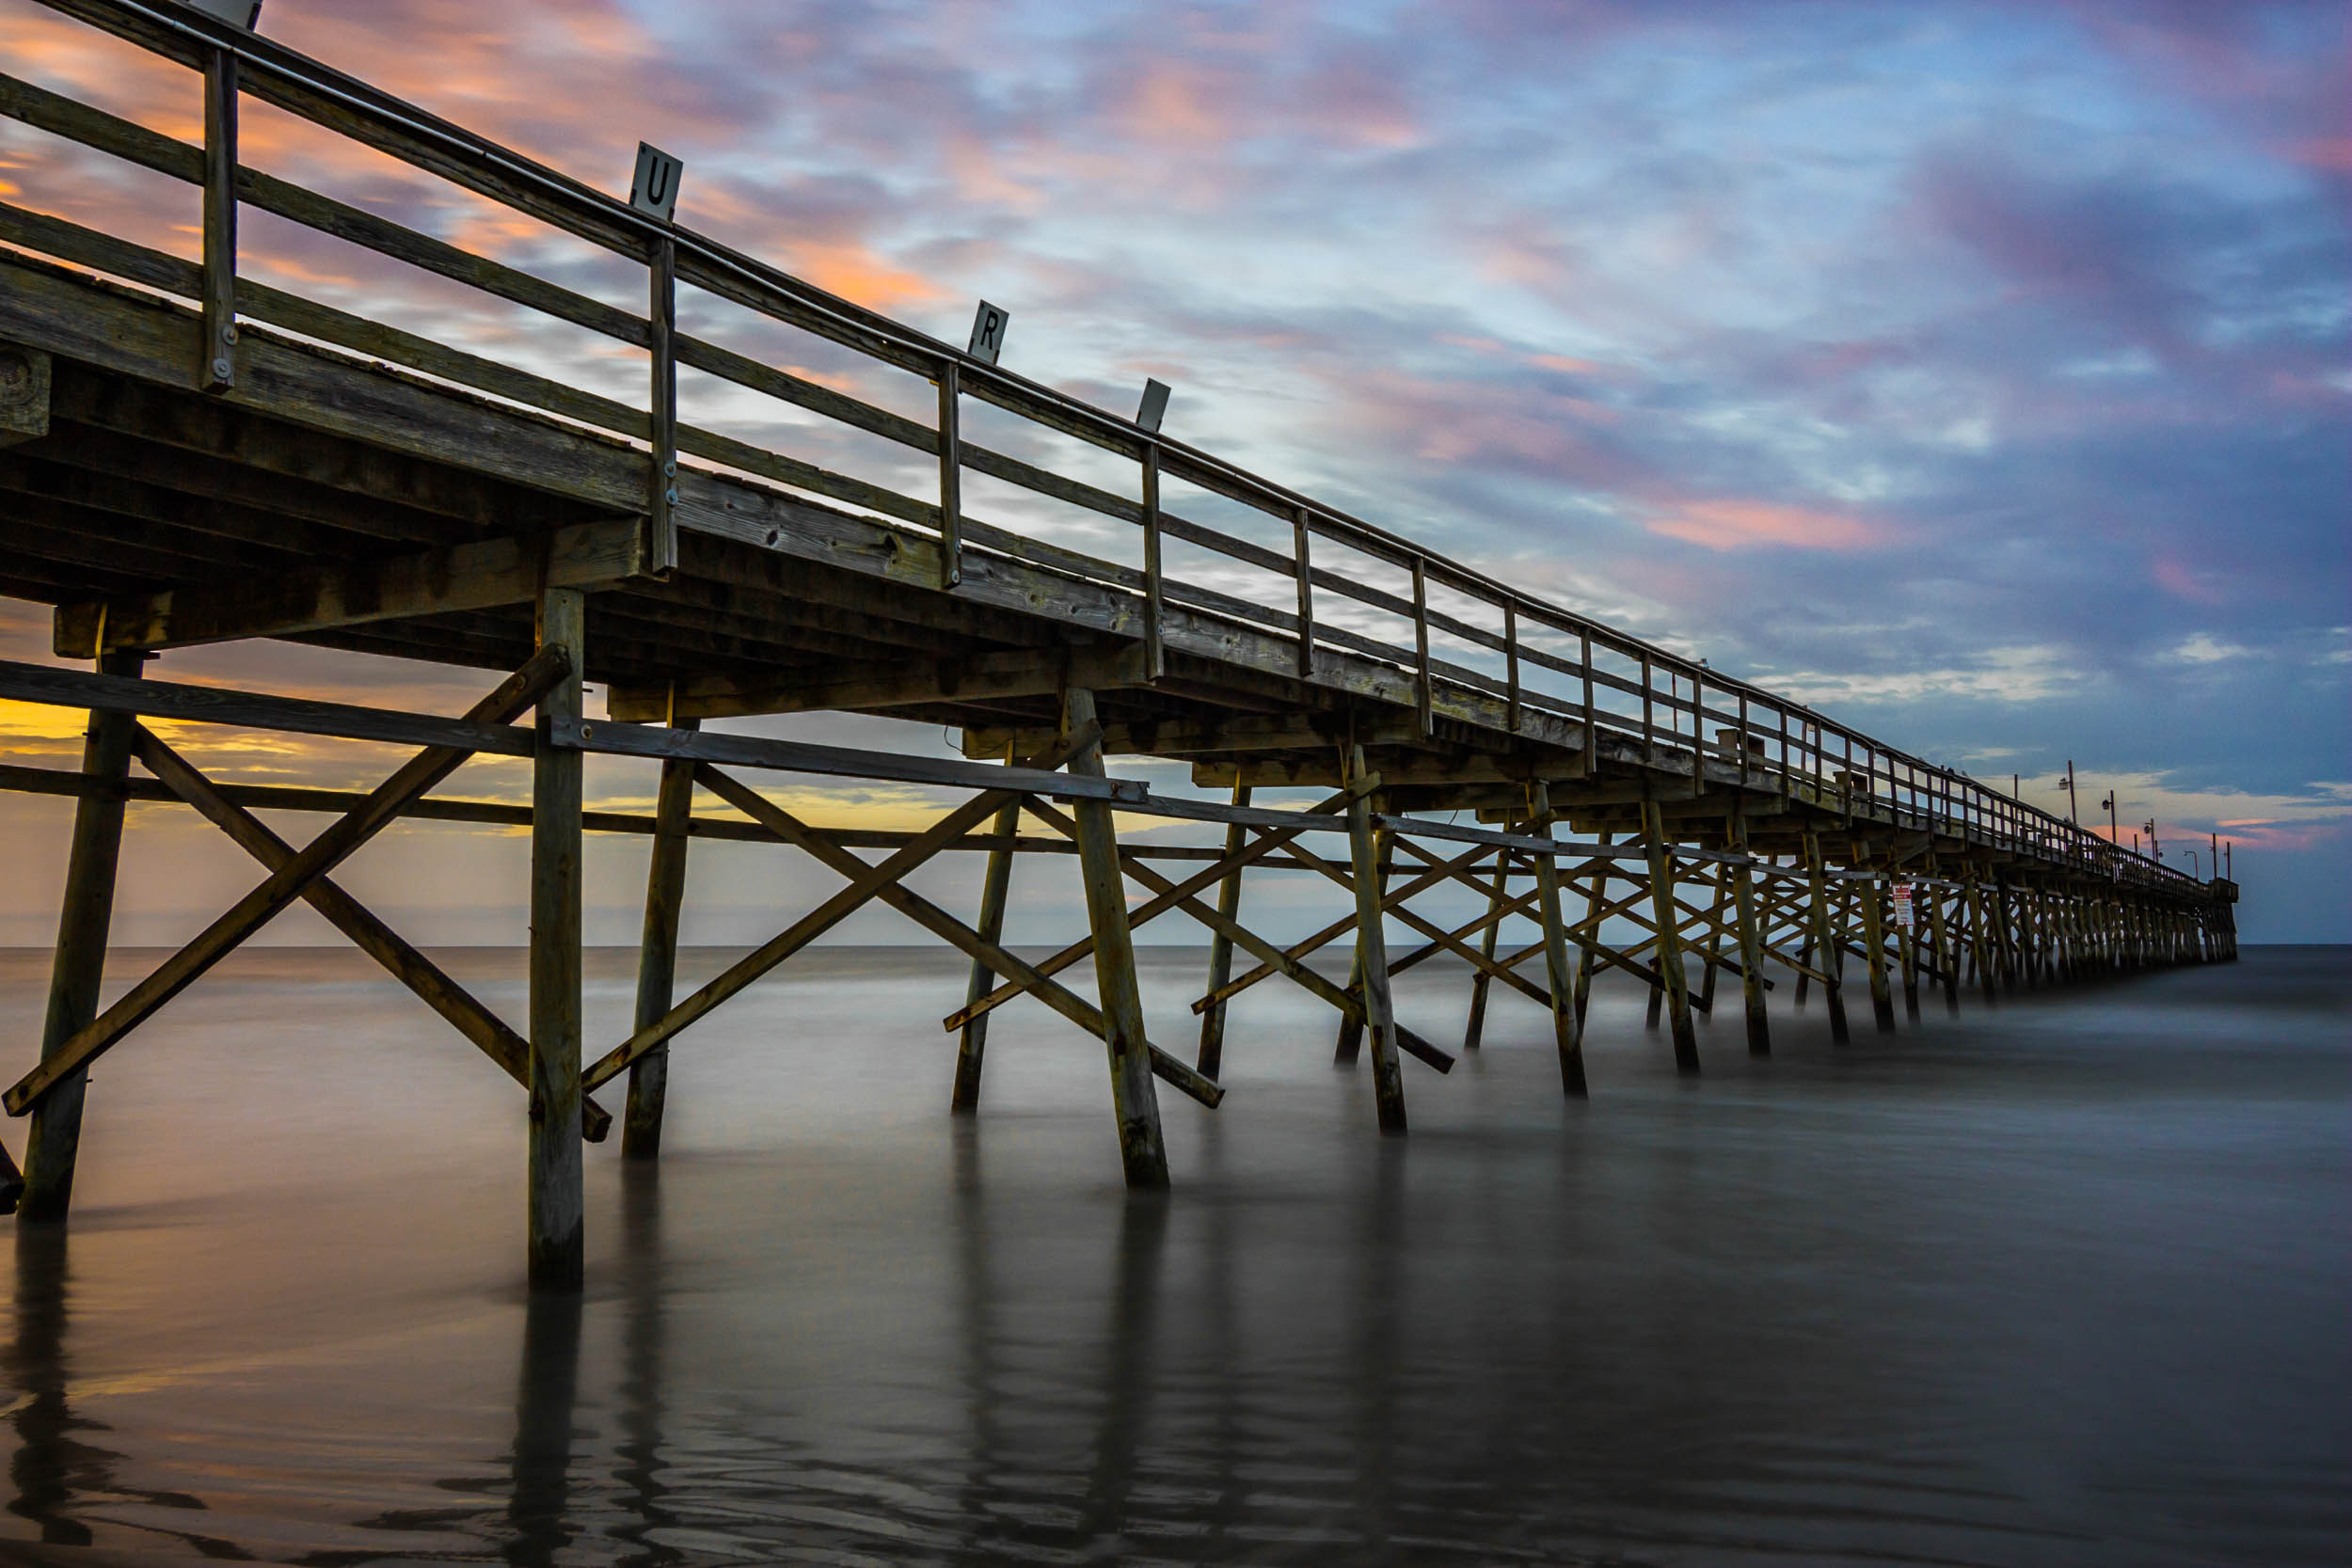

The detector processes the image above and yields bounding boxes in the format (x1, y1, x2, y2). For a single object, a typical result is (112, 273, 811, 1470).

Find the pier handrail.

(0, 0, 2205, 895)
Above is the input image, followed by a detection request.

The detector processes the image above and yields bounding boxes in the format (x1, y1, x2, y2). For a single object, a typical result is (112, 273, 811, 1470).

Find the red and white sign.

(1892, 881, 1916, 928)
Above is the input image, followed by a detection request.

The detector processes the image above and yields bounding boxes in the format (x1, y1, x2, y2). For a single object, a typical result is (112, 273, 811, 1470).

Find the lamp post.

(2182, 849, 2201, 879)
(2144, 819, 2160, 861)
(2060, 759, 2079, 825)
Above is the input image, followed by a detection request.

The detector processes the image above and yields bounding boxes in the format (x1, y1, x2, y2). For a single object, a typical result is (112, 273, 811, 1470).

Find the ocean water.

(0, 942, 2343, 1567)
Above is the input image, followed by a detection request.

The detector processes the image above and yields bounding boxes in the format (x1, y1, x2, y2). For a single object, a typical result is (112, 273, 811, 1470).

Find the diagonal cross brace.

(581, 726, 1100, 1093)
(941, 784, 1355, 1034)
(1013, 796, 1457, 1074)
(611, 763, 1224, 1109)
(7, 646, 570, 1117)
(131, 725, 613, 1141)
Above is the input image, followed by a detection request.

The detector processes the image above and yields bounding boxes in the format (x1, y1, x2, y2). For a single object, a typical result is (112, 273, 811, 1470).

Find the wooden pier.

(0, 0, 2236, 1286)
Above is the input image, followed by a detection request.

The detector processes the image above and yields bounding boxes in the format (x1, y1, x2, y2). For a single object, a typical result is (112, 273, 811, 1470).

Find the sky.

(0, 0, 2344, 954)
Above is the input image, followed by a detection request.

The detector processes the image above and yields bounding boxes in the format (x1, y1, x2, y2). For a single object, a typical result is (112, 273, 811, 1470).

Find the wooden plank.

(56, 518, 644, 657)
(15, 647, 139, 1220)
(3, 644, 570, 1117)
(131, 723, 612, 1143)
(0, 657, 535, 757)
(1064, 688, 1168, 1185)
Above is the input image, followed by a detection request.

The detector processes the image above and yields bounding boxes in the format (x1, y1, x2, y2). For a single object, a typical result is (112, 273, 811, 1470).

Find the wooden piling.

(1804, 832, 1850, 1044)
(951, 791, 1021, 1113)
(1571, 834, 1605, 1037)
(1861, 873, 1896, 1033)
(623, 722, 696, 1159)
(1347, 742, 1407, 1132)
(1641, 793, 1699, 1073)
(1529, 782, 1587, 1097)
(1462, 847, 1507, 1052)
(1194, 782, 1251, 1078)
(1729, 807, 1771, 1056)
(529, 587, 586, 1290)
(18, 648, 142, 1223)
(1064, 688, 1169, 1185)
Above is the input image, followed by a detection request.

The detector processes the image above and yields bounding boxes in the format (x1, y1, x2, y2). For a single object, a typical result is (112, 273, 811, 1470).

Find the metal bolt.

(211, 356, 232, 379)
(664, 488, 678, 505)
(220, 323, 238, 344)
(662, 460, 676, 478)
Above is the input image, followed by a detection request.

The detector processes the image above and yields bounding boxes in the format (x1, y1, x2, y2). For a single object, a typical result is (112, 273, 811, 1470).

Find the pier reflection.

(7, 1228, 242, 1559)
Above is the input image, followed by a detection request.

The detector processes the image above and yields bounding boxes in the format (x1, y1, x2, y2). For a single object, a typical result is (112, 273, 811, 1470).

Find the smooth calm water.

(0, 943, 2343, 1567)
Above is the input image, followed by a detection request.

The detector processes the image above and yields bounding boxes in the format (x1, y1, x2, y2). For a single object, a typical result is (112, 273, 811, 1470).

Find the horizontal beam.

(608, 642, 1149, 723)
(0, 657, 534, 756)
(56, 518, 645, 657)
(548, 715, 1147, 804)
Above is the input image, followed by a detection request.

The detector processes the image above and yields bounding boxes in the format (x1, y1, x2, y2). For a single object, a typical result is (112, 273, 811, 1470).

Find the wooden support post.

(1899, 884, 1922, 1021)
(1346, 742, 1407, 1132)
(199, 45, 236, 392)
(1641, 792, 1699, 1073)
(1804, 832, 1850, 1043)
(1194, 782, 1250, 1078)
(1698, 866, 1726, 1013)
(624, 721, 695, 1159)
(1928, 870, 1960, 1013)
(1645, 958, 1664, 1030)
(1861, 874, 1896, 1033)
(1064, 688, 1168, 1186)
(1966, 874, 1998, 1003)
(1729, 809, 1771, 1057)
(1462, 847, 1507, 1051)
(530, 587, 586, 1290)
(1571, 834, 1605, 1038)
(951, 791, 1020, 1113)
(1530, 782, 1587, 1098)
(17, 649, 141, 1222)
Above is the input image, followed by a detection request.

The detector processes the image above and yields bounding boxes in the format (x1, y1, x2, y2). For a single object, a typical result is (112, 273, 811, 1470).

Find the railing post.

(1578, 628, 1595, 759)
(1503, 600, 1522, 733)
(1411, 556, 1432, 736)
(200, 45, 238, 392)
(1291, 508, 1314, 680)
(644, 234, 678, 576)
(936, 358, 962, 590)
(1140, 443, 1165, 678)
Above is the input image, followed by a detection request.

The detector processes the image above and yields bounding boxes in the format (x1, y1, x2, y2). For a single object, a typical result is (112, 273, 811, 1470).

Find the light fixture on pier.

(1136, 378, 1172, 433)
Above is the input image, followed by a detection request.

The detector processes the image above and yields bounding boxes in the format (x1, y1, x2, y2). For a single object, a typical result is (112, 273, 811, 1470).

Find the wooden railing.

(0, 0, 2204, 895)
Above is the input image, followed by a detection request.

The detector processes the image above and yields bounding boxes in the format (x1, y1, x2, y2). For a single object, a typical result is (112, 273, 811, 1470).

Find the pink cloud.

(1644, 499, 1886, 552)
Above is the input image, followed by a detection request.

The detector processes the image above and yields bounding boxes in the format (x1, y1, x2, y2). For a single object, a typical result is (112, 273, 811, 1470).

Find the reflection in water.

(8, 1228, 247, 1560)
(0, 946, 2343, 1564)
(506, 1288, 582, 1568)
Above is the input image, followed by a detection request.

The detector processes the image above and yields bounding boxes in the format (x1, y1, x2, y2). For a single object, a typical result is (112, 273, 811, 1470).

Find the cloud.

(1643, 498, 1886, 551)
